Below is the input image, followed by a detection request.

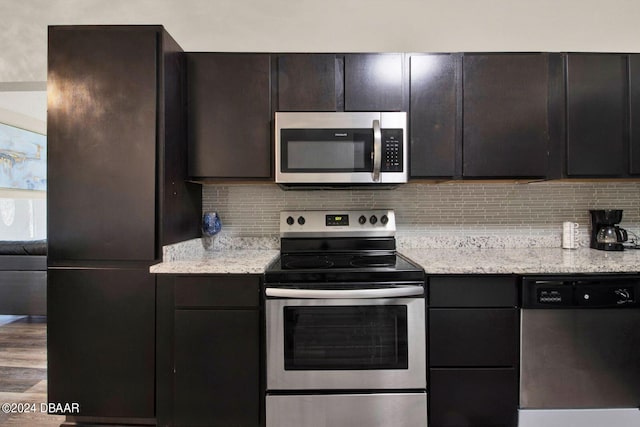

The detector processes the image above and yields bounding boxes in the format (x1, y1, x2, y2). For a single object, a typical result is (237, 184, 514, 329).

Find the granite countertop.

(150, 249, 279, 274)
(151, 238, 640, 275)
(401, 247, 640, 275)
(152, 247, 640, 275)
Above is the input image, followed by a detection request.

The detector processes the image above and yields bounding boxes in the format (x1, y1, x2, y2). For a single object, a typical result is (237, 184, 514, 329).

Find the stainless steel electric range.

(264, 210, 427, 427)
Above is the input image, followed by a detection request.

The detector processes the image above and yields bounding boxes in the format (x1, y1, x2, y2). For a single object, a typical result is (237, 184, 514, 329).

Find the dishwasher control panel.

(522, 275, 640, 308)
(537, 289, 566, 304)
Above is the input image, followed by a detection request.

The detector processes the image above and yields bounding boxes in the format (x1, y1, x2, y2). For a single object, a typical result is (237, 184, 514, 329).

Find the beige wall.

(2, 0, 640, 82)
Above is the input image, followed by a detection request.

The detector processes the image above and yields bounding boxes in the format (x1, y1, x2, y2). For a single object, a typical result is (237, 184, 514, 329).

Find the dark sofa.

(0, 240, 47, 315)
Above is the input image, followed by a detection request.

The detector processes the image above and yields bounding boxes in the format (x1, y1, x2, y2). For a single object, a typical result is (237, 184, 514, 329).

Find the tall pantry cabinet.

(47, 25, 201, 424)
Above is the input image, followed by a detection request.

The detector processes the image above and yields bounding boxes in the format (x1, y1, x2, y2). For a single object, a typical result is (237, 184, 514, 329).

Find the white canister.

(562, 221, 580, 249)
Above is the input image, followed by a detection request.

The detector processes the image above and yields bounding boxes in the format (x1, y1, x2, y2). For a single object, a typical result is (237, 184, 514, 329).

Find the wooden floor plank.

(0, 317, 65, 426)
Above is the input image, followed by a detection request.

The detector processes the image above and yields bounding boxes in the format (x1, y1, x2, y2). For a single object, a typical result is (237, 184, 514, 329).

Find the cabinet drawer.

(429, 368, 518, 427)
(429, 308, 519, 367)
(174, 276, 260, 308)
(429, 275, 517, 307)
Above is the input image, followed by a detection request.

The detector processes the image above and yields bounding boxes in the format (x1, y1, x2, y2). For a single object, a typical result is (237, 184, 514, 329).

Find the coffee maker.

(589, 209, 628, 251)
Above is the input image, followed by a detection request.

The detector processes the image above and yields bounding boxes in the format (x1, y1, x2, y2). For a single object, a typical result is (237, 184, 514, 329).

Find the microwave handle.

(265, 286, 424, 299)
(372, 119, 382, 182)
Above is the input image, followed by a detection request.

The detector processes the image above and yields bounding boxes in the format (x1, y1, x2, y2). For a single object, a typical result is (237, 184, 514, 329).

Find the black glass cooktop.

(264, 252, 424, 284)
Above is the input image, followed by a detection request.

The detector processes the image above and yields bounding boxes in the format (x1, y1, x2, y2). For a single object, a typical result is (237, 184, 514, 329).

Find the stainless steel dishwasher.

(519, 275, 640, 427)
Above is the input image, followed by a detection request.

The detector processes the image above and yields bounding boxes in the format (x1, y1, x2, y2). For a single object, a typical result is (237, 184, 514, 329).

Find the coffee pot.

(589, 209, 628, 251)
(596, 225, 628, 245)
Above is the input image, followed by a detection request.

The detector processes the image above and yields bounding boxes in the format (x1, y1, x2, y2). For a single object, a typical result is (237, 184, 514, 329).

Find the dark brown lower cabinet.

(429, 368, 518, 427)
(428, 275, 519, 427)
(173, 310, 259, 426)
(47, 268, 155, 419)
(157, 275, 261, 427)
(429, 308, 518, 367)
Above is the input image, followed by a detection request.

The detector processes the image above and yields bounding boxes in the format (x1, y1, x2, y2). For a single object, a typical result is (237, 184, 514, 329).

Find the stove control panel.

(280, 210, 396, 238)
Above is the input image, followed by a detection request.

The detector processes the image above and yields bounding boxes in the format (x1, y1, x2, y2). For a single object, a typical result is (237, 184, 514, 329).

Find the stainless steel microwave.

(275, 112, 407, 186)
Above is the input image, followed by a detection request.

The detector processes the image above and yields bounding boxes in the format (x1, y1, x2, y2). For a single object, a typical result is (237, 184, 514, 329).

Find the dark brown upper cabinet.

(345, 53, 404, 111)
(187, 53, 272, 179)
(628, 54, 640, 175)
(48, 27, 158, 261)
(462, 53, 554, 178)
(409, 53, 460, 178)
(566, 53, 628, 177)
(48, 25, 200, 263)
(277, 54, 338, 111)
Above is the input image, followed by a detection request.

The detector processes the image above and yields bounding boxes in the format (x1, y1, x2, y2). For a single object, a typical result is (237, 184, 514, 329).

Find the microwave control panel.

(381, 129, 403, 172)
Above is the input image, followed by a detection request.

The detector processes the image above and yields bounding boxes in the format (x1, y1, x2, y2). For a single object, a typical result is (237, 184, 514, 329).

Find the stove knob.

(358, 215, 367, 225)
(615, 288, 632, 304)
(286, 216, 295, 226)
(369, 215, 378, 225)
(297, 216, 306, 225)
(381, 215, 389, 225)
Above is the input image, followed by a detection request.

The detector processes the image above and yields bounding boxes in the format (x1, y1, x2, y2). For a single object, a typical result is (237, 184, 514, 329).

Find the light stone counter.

(150, 249, 279, 274)
(152, 238, 640, 275)
(401, 248, 640, 275)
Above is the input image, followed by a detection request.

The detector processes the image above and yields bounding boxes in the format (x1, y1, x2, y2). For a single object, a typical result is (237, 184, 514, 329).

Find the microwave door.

(280, 129, 374, 177)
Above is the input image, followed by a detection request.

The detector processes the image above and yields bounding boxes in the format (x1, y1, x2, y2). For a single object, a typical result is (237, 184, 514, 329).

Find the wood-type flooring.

(0, 315, 64, 426)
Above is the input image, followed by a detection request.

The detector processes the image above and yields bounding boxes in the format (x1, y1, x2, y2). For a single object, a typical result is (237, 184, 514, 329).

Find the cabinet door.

(277, 54, 337, 111)
(429, 308, 519, 367)
(345, 53, 404, 111)
(410, 54, 459, 177)
(47, 26, 158, 262)
(188, 53, 271, 178)
(463, 53, 550, 178)
(566, 53, 628, 176)
(47, 268, 155, 417)
(173, 309, 260, 427)
(630, 54, 640, 175)
(430, 368, 518, 427)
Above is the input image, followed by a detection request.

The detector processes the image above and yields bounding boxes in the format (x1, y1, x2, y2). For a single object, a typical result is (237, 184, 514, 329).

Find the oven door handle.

(265, 286, 424, 299)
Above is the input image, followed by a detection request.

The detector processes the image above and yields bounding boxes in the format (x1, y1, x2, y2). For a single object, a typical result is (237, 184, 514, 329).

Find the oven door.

(266, 290, 426, 391)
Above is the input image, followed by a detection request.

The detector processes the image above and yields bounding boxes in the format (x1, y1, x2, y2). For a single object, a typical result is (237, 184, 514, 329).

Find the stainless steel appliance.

(589, 209, 628, 251)
(264, 210, 427, 427)
(519, 275, 640, 427)
(274, 112, 407, 187)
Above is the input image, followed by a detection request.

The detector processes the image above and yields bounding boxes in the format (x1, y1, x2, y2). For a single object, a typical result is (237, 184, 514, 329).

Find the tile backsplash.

(202, 182, 640, 249)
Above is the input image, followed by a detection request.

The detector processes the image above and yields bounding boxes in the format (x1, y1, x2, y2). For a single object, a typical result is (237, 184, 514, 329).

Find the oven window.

(283, 305, 408, 370)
